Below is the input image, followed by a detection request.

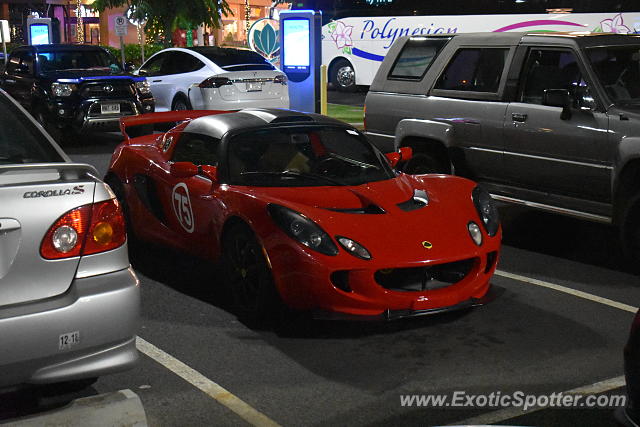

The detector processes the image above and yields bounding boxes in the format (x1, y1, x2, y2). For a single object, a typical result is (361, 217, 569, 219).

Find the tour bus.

(284, 0, 640, 91)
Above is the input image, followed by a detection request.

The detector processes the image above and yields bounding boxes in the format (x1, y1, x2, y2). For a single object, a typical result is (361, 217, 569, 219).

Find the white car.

(136, 47, 289, 112)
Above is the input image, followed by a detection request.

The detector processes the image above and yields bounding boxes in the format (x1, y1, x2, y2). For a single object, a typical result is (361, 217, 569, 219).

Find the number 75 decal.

(172, 182, 195, 233)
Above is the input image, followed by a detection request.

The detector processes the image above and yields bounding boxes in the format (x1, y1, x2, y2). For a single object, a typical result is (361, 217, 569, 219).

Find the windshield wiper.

(239, 170, 347, 186)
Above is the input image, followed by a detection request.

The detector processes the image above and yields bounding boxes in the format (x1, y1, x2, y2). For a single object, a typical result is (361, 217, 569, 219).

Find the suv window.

(140, 53, 166, 77)
(388, 37, 450, 80)
(520, 48, 594, 109)
(6, 50, 34, 75)
(36, 49, 120, 73)
(0, 93, 64, 164)
(171, 52, 205, 74)
(435, 48, 508, 93)
(172, 132, 220, 166)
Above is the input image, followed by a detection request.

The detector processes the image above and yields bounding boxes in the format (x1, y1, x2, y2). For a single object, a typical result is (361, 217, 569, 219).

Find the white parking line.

(136, 337, 281, 427)
(495, 269, 639, 313)
(447, 375, 626, 426)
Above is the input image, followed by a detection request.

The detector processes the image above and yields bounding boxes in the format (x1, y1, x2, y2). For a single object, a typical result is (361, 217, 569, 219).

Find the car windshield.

(190, 47, 275, 71)
(586, 45, 640, 105)
(37, 49, 122, 73)
(0, 93, 64, 164)
(227, 126, 396, 187)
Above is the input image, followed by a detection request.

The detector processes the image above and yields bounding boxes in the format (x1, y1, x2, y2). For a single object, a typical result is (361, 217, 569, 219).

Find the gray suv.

(0, 89, 139, 389)
(365, 32, 640, 258)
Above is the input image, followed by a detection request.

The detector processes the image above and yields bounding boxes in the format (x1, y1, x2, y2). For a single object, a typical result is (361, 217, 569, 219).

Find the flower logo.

(597, 13, 632, 34)
(328, 20, 354, 55)
(249, 19, 280, 65)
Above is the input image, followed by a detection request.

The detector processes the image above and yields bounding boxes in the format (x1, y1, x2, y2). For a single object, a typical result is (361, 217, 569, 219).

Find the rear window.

(388, 37, 450, 80)
(0, 94, 64, 164)
(190, 47, 275, 71)
(435, 48, 508, 93)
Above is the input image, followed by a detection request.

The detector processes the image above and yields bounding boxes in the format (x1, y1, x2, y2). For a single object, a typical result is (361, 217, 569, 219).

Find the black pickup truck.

(0, 44, 154, 142)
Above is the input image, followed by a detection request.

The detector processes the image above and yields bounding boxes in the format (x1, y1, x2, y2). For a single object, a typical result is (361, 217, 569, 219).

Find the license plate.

(101, 103, 120, 114)
(59, 331, 80, 350)
(246, 82, 262, 92)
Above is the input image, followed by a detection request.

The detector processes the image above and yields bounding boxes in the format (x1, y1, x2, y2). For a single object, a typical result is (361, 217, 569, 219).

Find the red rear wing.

(119, 110, 231, 141)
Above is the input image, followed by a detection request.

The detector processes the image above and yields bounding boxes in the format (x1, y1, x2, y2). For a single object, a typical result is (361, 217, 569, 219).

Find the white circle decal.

(172, 182, 195, 233)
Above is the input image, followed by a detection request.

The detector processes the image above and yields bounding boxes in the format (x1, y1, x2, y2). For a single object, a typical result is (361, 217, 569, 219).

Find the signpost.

(114, 15, 128, 68)
(0, 20, 9, 65)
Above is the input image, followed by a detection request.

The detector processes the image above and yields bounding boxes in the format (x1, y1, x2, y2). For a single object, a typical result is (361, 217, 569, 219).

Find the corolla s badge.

(421, 241, 433, 249)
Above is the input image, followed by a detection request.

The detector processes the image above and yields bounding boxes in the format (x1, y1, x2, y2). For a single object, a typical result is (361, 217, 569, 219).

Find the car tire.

(330, 58, 357, 92)
(401, 152, 451, 175)
(222, 223, 282, 328)
(171, 95, 192, 111)
(621, 189, 640, 265)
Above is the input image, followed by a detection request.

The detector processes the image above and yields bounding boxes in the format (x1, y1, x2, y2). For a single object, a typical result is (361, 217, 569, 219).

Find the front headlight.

(472, 186, 499, 237)
(268, 204, 338, 256)
(51, 82, 77, 97)
(135, 80, 151, 95)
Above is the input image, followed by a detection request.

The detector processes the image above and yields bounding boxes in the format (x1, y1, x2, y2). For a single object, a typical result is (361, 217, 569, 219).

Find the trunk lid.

(0, 163, 97, 306)
(213, 70, 287, 102)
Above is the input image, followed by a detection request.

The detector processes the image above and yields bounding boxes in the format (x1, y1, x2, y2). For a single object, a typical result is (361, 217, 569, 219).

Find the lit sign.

(30, 24, 50, 45)
(283, 18, 310, 69)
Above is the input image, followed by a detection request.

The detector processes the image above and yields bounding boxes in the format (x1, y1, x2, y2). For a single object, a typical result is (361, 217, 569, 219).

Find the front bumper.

(47, 97, 154, 132)
(266, 230, 501, 318)
(0, 267, 140, 387)
(312, 285, 503, 321)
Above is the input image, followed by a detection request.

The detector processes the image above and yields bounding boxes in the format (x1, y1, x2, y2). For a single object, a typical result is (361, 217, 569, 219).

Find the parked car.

(0, 88, 139, 389)
(106, 108, 500, 326)
(136, 47, 289, 112)
(0, 44, 154, 142)
(365, 32, 640, 260)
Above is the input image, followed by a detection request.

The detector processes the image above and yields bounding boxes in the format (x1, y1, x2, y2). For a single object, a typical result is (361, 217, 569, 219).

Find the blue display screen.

(283, 18, 310, 70)
(30, 24, 50, 45)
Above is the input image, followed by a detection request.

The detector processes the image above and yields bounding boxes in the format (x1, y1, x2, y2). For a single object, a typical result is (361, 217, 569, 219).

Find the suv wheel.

(34, 109, 63, 143)
(402, 152, 450, 175)
(330, 59, 357, 92)
(172, 95, 191, 111)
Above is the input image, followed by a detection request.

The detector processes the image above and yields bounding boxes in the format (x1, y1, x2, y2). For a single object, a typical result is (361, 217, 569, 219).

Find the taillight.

(199, 77, 233, 88)
(40, 199, 126, 260)
(273, 74, 288, 85)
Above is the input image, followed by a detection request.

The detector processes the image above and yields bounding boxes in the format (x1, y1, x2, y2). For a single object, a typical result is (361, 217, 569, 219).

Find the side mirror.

(399, 146, 413, 162)
(199, 165, 218, 184)
(170, 162, 198, 178)
(124, 62, 136, 73)
(385, 152, 401, 168)
(543, 89, 572, 120)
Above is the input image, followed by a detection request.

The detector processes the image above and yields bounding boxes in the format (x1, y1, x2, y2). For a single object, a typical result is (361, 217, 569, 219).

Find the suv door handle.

(512, 113, 527, 122)
(152, 79, 162, 83)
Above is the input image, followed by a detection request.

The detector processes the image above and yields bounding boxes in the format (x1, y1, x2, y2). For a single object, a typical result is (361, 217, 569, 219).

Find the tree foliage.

(90, 0, 233, 47)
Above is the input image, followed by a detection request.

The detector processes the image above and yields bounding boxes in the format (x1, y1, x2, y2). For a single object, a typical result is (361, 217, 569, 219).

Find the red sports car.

(106, 109, 501, 323)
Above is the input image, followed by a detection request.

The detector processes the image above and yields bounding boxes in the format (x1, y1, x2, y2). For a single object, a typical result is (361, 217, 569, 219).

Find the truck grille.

(375, 258, 477, 292)
(79, 81, 135, 99)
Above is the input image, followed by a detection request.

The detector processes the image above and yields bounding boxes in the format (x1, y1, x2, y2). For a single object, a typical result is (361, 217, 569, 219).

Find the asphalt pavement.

(3, 100, 639, 426)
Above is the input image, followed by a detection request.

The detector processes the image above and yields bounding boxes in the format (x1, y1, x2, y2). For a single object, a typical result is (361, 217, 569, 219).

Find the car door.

(140, 51, 207, 112)
(149, 131, 223, 254)
(139, 52, 173, 111)
(2, 49, 36, 108)
(503, 47, 611, 206)
(430, 46, 512, 182)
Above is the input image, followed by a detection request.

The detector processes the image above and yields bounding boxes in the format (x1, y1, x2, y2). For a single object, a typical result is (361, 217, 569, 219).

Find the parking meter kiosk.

(27, 17, 52, 45)
(279, 10, 322, 113)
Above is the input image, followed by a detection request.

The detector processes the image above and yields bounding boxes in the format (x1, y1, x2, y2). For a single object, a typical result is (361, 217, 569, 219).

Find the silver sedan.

(0, 89, 139, 389)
